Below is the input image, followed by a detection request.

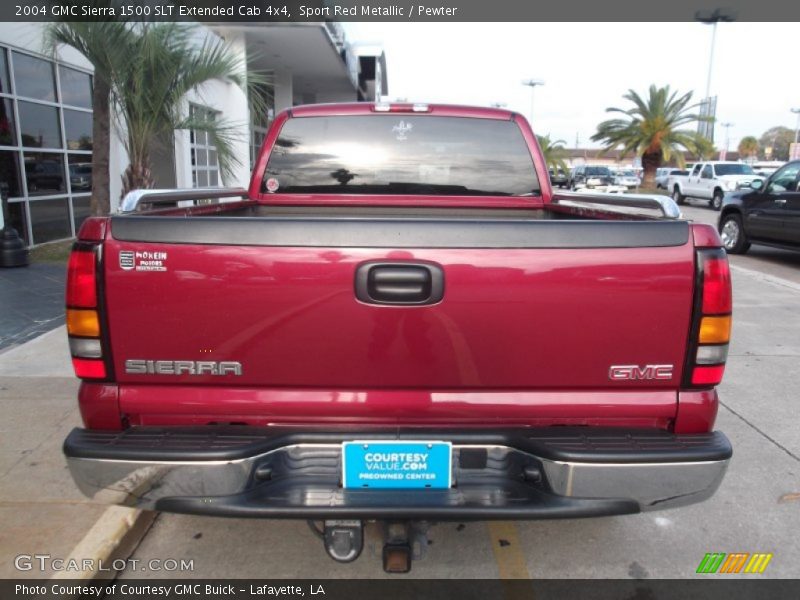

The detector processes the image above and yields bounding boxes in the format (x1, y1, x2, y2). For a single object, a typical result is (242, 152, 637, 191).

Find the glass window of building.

(0, 48, 11, 95)
(24, 152, 65, 196)
(59, 66, 92, 109)
(29, 197, 71, 244)
(68, 154, 92, 193)
(18, 101, 62, 149)
(64, 109, 93, 150)
(190, 105, 221, 187)
(0, 44, 94, 246)
(0, 150, 21, 197)
(71, 195, 92, 233)
(12, 52, 57, 102)
(0, 98, 16, 146)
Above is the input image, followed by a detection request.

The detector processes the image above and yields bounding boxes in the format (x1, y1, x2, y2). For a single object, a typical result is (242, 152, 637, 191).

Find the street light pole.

(521, 79, 544, 124)
(720, 122, 733, 157)
(792, 108, 800, 143)
(703, 21, 718, 102)
(695, 9, 735, 141)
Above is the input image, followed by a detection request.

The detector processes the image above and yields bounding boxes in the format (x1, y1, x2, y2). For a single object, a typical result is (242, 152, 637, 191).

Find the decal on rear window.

(265, 177, 280, 193)
(392, 120, 413, 141)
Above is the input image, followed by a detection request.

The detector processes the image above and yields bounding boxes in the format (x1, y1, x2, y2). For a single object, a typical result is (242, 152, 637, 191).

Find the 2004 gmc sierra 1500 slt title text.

(61, 103, 733, 572)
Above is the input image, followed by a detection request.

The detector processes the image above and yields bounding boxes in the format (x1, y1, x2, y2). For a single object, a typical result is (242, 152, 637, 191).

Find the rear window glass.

(262, 115, 539, 196)
(715, 163, 755, 176)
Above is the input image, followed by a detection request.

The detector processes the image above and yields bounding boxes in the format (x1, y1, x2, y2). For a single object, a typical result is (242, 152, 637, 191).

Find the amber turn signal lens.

(698, 315, 732, 344)
(67, 309, 100, 338)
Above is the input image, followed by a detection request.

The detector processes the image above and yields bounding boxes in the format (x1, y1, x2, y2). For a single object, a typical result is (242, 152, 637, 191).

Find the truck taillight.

(66, 250, 97, 307)
(686, 249, 732, 387)
(66, 243, 109, 380)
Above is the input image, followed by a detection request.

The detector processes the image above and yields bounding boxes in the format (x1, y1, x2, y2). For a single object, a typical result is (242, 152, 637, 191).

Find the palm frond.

(592, 84, 712, 179)
(536, 134, 569, 173)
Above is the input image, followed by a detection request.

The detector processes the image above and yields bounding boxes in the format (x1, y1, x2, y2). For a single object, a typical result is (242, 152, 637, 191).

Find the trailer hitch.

(308, 520, 364, 563)
(309, 520, 432, 572)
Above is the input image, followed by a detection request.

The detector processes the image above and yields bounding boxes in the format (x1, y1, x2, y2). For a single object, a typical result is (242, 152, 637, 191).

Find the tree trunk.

(641, 151, 661, 190)
(90, 77, 111, 216)
(120, 157, 154, 198)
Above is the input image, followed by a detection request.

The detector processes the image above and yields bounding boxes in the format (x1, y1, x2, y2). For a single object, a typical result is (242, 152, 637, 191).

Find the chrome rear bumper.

(64, 427, 731, 519)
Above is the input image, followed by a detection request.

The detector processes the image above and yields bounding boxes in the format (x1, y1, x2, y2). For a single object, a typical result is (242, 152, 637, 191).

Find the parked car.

(669, 161, 765, 211)
(655, 168, 688, 189)
(548, 167, 568, 188)
(750, 161, 785, 178)
(25, 159, 65, 194)
(612, 169, 641, 189)
(62, 102, 732, 573)
(718, 160, 800, 254)
(69, 163, 92, 191)
(568, 164, 614, 189)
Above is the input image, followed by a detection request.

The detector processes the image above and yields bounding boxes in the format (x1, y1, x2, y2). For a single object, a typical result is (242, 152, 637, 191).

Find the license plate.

(342, 441, 452, 489)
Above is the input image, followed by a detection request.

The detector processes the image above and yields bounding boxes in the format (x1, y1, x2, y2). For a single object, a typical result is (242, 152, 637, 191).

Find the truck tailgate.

(103, 217, 694, 397)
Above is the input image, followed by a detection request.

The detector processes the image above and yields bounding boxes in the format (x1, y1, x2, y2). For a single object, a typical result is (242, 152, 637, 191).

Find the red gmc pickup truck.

(63, 103, 732, 571)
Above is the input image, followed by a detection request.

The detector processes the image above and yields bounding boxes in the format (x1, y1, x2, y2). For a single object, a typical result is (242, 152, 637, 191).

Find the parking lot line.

(487, 521, 531, 579)
(730, 265, 800, 293)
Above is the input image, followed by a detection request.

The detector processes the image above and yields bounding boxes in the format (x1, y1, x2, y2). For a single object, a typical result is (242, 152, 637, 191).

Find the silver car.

(613, 170, 641, 189)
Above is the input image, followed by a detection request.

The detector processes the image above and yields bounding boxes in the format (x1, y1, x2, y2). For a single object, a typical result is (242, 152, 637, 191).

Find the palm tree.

(695, 136, 717, 161)
(46, 22, 269, 208)
(536, 134, 569, 174)
(44, 22, 135, 216)
(738, 136, 759, 159)
(115, 23, 268, 196)
(591, 85, 710, 189)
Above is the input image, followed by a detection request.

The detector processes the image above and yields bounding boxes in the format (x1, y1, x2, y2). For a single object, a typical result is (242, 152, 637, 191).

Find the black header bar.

(4, 579, 800, 600)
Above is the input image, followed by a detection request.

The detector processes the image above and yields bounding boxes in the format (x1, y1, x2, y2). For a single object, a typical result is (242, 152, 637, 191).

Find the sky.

(343, 22, 798, 150)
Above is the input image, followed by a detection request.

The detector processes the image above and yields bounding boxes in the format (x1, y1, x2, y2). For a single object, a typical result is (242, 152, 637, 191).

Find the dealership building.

(0, 22, 387, 246)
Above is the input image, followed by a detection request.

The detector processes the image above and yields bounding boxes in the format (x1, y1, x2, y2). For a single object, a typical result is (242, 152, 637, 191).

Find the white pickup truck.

(669, 161, 765, 210)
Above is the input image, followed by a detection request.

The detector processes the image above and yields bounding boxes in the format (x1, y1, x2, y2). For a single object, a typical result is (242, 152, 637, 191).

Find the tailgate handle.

(355, 262, 444, 305)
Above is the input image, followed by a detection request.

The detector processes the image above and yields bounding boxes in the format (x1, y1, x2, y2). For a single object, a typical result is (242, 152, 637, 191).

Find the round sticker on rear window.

(266, 177, 280, 193)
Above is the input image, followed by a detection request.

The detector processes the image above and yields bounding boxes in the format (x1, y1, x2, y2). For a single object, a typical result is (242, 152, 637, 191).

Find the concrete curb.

(1, 322, 156, 583)
(0, 325, 72, 376)
(50, 507, 157, 581)
(730, 264, 800, 292)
